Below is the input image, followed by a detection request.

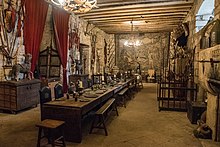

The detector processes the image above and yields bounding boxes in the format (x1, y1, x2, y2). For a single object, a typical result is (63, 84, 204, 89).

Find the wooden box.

(187, 101, 206, 124)
(0, 79, 41, 113)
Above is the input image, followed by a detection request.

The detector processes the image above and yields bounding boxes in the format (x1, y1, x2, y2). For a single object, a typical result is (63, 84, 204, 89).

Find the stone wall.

(185, 0, 220, 141)
(78, 19, 115, 75)
(0, 4, 115, 80)
(32, 5, 114, 78)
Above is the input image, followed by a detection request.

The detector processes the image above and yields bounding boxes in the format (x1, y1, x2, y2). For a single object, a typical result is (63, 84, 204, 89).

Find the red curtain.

(52, 7, 70, 93)
(23, 0, 48, 72)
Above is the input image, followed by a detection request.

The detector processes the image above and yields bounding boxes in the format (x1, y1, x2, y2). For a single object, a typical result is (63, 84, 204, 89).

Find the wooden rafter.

(75, 0, 194, 33)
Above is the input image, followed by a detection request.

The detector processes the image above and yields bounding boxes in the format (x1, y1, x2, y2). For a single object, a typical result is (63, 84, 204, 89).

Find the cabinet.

(0, 79, 41, 113)
(38, 47, 61, 78)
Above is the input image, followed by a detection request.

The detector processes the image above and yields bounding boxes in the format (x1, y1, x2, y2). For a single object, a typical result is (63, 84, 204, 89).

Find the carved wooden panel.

(39, 47, 61, 78)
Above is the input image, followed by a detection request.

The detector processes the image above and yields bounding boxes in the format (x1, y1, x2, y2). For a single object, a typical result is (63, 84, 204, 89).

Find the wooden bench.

(89, 98, 118, 136)
(36, 119, 66, 147)
(117, 87, 129, 108)
(128, 84, 135, 98)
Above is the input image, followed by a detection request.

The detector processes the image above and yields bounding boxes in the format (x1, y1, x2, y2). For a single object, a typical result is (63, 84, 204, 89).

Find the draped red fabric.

(23, 0, 48, 72)
(52, 7, 70, 93)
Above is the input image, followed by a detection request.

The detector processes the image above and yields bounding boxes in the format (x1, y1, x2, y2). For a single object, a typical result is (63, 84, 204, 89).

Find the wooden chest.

(0, 79, 41, 113)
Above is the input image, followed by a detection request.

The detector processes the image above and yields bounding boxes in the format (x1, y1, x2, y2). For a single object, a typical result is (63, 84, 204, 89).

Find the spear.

(1, 0, 10, 54)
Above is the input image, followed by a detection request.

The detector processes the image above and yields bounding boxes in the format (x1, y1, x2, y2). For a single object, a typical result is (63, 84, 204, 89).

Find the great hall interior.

(0, 0, 220, 147)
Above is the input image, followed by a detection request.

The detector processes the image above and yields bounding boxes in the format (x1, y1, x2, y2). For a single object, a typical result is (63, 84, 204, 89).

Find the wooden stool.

(36, 119, 66, 147)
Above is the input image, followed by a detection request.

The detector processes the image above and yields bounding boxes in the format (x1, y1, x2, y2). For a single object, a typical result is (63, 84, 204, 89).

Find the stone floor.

(0, 83, 220, 147)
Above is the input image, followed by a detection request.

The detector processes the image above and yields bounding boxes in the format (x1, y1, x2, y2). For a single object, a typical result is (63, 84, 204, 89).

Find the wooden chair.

(39, 86, 52, 120)
(39, 86, 52, 105)
(36, 119, 66, 147)
(54, 83, 64, 100)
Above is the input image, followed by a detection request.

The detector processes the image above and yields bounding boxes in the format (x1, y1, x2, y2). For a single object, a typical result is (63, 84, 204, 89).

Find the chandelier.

(50, 0, 97, 13)
(124, 20, 142, 47)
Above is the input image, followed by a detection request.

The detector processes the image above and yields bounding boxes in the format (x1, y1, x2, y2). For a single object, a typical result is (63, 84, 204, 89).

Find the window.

(196, 0, 214, 32)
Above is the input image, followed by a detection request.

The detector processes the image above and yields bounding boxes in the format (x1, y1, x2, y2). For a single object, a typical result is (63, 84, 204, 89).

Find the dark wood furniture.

(36, 119, 66, 147)
(39, 86, 52, 120)
(41, 78, 60, 98)
(0, 79, 41, 113)
(187, 101, 207, 124)
(38, 47, 61, 78)
(39, 86, 52, 105)
(90, 98, 118, 136)
(42, 79, 132, 143)
(128, 84, 136, 98)
(54, 83, 64, 100)
(157, 81, 197, 111)
(117, 87, 129, 108)
(69, 74, 89, 89)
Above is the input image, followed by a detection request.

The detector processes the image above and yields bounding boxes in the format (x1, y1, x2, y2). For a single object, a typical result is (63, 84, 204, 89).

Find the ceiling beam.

(99, 24, 179, 29)
(91, 16, 185, 23)
(79, 5, 191, 18)
(97, 0, 187, 6)
(80, 8, 190, 19)
(85, 12, 188, 21)
(95, 19, 183, 27)
(75, 0, 194, 34)
(79, 1, 193, 13)
(104, 27, 175, 34)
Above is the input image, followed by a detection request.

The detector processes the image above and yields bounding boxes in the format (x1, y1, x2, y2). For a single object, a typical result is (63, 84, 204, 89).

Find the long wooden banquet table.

(42, 79, 133, 143)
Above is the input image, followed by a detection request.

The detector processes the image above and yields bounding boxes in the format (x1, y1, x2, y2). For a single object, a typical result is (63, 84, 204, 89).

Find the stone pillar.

(206, 92, 218, 141)
(197, 86, 206, 102)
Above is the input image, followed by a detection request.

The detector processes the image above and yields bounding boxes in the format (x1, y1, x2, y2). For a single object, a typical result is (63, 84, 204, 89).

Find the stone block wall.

(38, 5, 115, 78)
(0, 4, 115, 81)
(185, 0, 220, 141)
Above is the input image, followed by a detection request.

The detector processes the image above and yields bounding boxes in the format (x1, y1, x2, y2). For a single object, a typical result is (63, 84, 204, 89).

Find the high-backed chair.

(39, 86, 52, 105)
(54, 83, 64, 100)
(39, 86, 52, 120)
(38, 86, 66, 147)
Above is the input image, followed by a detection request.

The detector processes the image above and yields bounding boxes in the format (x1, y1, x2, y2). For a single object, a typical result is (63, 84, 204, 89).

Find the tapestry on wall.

(115, 32, 169, 73)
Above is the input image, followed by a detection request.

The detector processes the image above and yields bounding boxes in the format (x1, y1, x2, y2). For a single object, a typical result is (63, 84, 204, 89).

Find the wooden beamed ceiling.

(77, 0, 194, 34)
